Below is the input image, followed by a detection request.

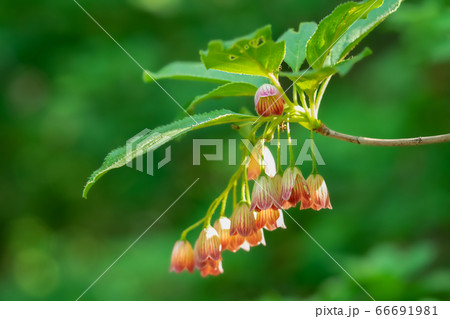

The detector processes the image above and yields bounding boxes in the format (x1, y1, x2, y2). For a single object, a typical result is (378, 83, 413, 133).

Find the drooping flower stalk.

(310, 129, 318, 175)
(180, 217, 206, 241)
(203, 167, 244, 227)
(286, 120, 295, 166)
(171, 83, 333, 277)
(220, 192, 228, 217)
(276, 125, 281, 173)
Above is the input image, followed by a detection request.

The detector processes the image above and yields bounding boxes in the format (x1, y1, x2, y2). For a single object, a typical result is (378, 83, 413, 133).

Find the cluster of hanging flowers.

(170, 84, 332, 277)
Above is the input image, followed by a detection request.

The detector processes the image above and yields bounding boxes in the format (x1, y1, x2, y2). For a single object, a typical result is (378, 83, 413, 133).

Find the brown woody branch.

(315, 123, 450, 146)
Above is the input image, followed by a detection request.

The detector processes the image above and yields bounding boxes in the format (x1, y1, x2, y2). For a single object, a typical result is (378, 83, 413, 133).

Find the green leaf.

(306, 0, 401, 69)
(143, 61, 268, 86)
(83, 110, 254, 198)
(186, 82, 257, 114)
(278, 22, 317, 72)
(281, 47, 372, 93)
(287, 68, 335, 93)
(330, 0, 403, 64)
(200, 25, 286, 78)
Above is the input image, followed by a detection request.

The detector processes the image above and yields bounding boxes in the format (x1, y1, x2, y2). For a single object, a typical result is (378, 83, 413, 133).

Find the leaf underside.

(143, 61, 268, 87)
(82, 110, 254, 198)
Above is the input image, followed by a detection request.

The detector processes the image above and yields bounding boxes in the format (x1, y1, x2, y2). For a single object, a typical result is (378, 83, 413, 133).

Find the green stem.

(241, 172, 247, 202)
(232, 181, 237, 209)
(276, 125, 281, 172)
(315, 76, 332, 117)
(249, 121, 266, 142)
(268, 72, 295, 109)
(287, 119, 295, 167)
(203, 143, 249, 226)
(180, 216, 206, 241)
(203, 168, 243, 227)
(264, 117, 283, 141)
(300, 91, 309, 112)
(206, 198, 223, 226)
(244, 164, 251, 202)
(262, 121, 271, 141)
(293, 85, 298, 104)
(308, 93, 315, 119)
(310, 129, 318, 174)
(220, 192, 228, 217)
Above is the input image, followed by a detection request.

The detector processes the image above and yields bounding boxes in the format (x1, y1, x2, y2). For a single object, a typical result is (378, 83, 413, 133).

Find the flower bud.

(169, 240, 194, 273)
(254, 84, 285, 117)
(302, 174, 332, 211)
(230, 202, 257, 238)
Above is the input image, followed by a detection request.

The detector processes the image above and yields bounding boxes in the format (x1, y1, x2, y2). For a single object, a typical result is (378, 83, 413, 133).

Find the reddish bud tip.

(254, 84, 285, 117)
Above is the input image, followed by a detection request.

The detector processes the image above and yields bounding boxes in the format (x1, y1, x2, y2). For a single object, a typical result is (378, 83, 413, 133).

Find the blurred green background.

(1, 0, 449, 301)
